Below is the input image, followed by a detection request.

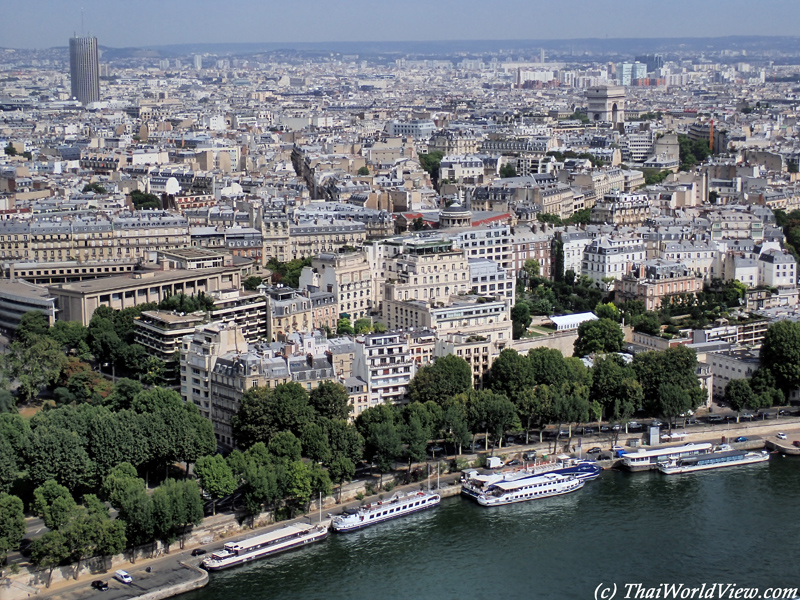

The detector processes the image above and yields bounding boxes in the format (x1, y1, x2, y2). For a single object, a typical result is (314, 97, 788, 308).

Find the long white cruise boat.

(201, 523, 328, 570)
(658, 445, 770, 475)
(463, 471, 584, 507)
(331, 490, 440, 532)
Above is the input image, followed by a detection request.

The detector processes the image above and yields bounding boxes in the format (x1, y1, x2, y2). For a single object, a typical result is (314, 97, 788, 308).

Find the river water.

(184, 457, 800, 600)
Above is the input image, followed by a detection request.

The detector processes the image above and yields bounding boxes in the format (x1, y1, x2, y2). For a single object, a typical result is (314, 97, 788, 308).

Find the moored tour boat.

(657, 445, 770, 475)
(462, 471, 585, 507)
(201, 523, 328, 571)
(331, 490, 441, 533)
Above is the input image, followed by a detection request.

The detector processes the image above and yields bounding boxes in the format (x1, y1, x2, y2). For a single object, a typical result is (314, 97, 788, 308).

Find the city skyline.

(2, 0, 800, 50)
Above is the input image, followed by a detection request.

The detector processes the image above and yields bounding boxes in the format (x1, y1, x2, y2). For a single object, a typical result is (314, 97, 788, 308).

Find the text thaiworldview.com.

(593, 582, 799, 599)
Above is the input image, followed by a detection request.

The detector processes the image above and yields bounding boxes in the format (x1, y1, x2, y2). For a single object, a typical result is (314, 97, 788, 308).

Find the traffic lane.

(42, 557, 199, 600)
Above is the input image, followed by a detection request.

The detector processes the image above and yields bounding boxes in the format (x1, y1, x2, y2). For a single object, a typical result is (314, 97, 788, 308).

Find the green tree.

(522, 259, 540, 280)
(656, 384, 693, 427)
(499, 163, 517, 178)
(760, 320, 800, 394)
(151, 478, 203, 549)
(27, 427, 95, 492)
(336, 317, 354, 335)
(195, 454, 237, 516)
(243, 276, 263, 291)
(590, 355, 641, 422)
(309, 381, 351, 420)
(724, 379, 754, 416)
(440, 397, 471, 454)
(327, 454, 355, 501)
(0, 438, 17, 494)
(285, 460, 313, 516)
(633, 345, 703, 418)
(412, 216, 425, 231)
(594, 302, 621, 322)
(104, 378, 143, 411)
(325, 418, 364, 466)
(300, 422, 332, 464)
(511, 301, 532, 339)
(488, 349, 536, 401)
(418, 151, 444, 188)
(4, 143, 17, 156)
(232, 383, 315, 449)
(139, 356, 166, 386)
(573, 318, 624, 357)
(63, 507, 126, 579)
(130, 190, 160, 210)
(267, 431, 303, 462)
(408, 354, 472, 405)
(632, 311, 661, 336)
(401, 414, 429, 468)
(365, 419, 401, 489)
(0, 493, 25, 571)
(357, 166, 370, 176)
(483, 393, 520, 452)
(34, 480, 78, 531)
(31, 530, 70, 587)
(5, 336, 68, 403)
(353, 318, 373, 334)
(15, 310, 51, 344)
(82, 182, 107, 194)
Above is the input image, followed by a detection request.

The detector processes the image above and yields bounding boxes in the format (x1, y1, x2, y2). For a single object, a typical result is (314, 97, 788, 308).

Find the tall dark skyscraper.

(69, 36, 100, 105)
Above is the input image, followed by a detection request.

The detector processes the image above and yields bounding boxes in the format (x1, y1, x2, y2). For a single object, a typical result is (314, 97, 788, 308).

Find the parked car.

(742, 413, 754, 420)
(522, 451, 537, 461)
(599, 425, 610, 432)
(778, 409, 790, 416)
(793, 440, 800, 448)
(91, 581, 108, 591)
(611, 423, 622, 431)
(597, 453, 612, 461)
(505, 459, 520, 467)
(650, 420, 664, 428)
(586, 447, 602, 454)
(627, 421, 642, 431)
(584, 427, 597, 435)
(191, 548, 207, 556)
(707, 415, 723, 423)
(735, 436, 749, 443)
(777, 432, 788, 440)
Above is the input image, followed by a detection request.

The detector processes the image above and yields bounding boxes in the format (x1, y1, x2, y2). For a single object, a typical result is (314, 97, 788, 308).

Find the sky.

(3, 0, 800, 49)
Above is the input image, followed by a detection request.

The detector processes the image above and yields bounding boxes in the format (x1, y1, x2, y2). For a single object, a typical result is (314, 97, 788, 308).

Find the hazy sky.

(3, 0, 800, 49)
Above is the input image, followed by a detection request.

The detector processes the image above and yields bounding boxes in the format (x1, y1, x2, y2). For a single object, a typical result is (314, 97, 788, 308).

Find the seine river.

(184, 457, 800, 600)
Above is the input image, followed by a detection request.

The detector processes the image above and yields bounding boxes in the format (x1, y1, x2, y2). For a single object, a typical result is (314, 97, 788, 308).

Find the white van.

(114, 570, 132, 584)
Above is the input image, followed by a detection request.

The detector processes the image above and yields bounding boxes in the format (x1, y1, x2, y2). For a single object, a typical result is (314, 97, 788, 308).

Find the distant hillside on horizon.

(90, 35, 800, 60)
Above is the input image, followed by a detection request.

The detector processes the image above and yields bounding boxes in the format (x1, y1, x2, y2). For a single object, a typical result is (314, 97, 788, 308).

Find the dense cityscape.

(3, 25, 800, 600)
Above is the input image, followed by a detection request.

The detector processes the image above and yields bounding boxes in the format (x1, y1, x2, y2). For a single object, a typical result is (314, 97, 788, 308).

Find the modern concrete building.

(69, 36, 100, 105)
(0, 280, 57, 332)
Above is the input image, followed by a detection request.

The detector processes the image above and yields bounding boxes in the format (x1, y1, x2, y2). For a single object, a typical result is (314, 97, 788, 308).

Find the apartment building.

(382, 237, 471, 313)
(581, 235, 646, 286)
(288, 218, 366, 259)
(468, 258, 515, 299)
(263, 285, 313, 340)
(616, 260, 704, 311)
(590, 191, 651, 226)
(707, 348, 761, 398)
(0, 211, 191, 265)
(298, 250, 375, 321)
(352, 331, 416, 406)
(758, 249, 797, 288)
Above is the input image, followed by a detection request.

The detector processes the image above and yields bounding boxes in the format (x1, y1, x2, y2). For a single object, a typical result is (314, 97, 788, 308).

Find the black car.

(597, 453, 612, 461)
(505, 459, 521, 467)
(191, 548, 207, 556)
(18, 538, 33, 557)
(91, 581, 109, 591)
(584, 427, 597, 435)
(586, 447, 602, 454)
